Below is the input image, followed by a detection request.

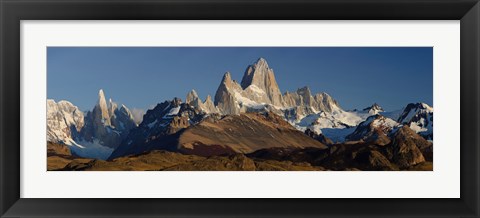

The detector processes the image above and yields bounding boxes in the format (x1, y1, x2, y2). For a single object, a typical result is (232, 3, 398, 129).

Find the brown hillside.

(60, 150, 323, 171)
(176, 112, 327, 155)
(111, 112, 327, 158)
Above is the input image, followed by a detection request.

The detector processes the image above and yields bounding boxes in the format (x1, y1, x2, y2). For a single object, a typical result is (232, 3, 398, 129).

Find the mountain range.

(47, 58, 433, 170)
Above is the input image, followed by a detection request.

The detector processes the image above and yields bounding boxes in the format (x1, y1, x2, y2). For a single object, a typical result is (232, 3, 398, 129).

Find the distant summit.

(346, 114, 398, 146)
(363, 103, 384, 115)
(397, 102, 433, 139)
(186, 89, 218, 114)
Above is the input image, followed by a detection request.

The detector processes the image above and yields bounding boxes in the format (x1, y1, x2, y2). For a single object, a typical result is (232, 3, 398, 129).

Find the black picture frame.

(1, 0, 479, 217)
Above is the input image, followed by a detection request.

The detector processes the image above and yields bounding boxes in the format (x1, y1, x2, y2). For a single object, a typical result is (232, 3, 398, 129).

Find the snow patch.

(245, 85, 266, 96)
(69, 139, 114, 160)
(234, 91, 265, 109)
(63, 137, 85, 148)
(167, 106, 181, 116)
(147, 120, 158, 129)
(371, 117, 398, 129)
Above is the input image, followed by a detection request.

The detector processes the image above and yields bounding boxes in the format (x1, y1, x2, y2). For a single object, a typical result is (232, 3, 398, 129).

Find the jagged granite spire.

(82, 89, 137, 149)
(312, 92, 340, 113)
(240, 58, 284, 107)
(214, 72, 241, 114)
(186, 89, 200, 104)
(296, 86, 314, 107)
(186, 89, 208, 112)
(94, 89, 111, 126)
(108, 98, 118, 120)
(203, 95, 218, 113)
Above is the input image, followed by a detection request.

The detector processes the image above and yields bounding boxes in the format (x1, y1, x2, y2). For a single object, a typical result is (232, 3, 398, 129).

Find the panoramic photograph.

(47, 47, 433, 171)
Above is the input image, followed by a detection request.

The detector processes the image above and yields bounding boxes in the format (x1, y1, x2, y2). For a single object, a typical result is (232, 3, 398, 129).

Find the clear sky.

(47, 47, 433, 112)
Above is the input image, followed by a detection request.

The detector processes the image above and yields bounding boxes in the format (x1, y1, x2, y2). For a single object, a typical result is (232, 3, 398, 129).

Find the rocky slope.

(176, 112, 327, 154)
(345, 114, 399, 146)
(50, 128, 432, 171)
(386, 125, 433, 167)
(251, 125, 432, 171)
(47, 141, 92, 170)
(110, 110, 327, 159)
(55, 150, 324, 171)
(304, 129, 334, 145)
(108, 98, 206, 159)
(47, 141, 72, 157)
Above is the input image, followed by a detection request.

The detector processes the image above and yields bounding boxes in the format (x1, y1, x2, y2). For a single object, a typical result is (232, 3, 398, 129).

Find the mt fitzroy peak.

(200, 58, 431, 142)
(240, 57, 284, 107)
(212, 57, 341, 116)
(214, 58, 286, 114)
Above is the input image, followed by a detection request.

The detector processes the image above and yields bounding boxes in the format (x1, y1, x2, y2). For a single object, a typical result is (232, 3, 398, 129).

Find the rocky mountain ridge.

(211, 58, 341, 117)
(47, 58, 433, 169)
(49, 123, 432, 171)
(195, 58, 433, 142)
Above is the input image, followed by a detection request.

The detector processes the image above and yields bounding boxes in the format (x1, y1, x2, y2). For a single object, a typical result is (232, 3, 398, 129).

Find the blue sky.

(47, 47, 432, 112)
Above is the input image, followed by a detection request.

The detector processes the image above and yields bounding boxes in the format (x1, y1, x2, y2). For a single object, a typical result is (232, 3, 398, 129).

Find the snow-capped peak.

(361, 114, 398, 129)
(363, 103, 384, 115)
(396, 102, 433, 140)
(47, 99, 85, 147)
(420, 103, 434, 112)
(345, 114, 399, 145)
(397, 102, 433, 123)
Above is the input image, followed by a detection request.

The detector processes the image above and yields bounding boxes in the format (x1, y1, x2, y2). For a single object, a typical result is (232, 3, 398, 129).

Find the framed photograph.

(1, 0, 479, 217)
